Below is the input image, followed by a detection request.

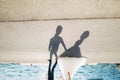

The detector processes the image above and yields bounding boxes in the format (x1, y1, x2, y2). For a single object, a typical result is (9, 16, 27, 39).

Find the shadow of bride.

(60, 31, 89, 57)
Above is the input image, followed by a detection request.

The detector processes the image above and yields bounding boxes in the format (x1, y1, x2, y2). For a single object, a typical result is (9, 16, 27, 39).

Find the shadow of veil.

(60, 31, 89, 57)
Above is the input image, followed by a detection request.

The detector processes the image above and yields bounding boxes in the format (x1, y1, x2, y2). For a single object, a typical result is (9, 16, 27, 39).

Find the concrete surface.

(0, 0, 120, 63)
(0, 19, 120, 63)
(0, 0, 120, 21)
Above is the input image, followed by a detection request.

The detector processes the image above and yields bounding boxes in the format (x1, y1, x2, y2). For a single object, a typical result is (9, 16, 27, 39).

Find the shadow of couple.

(48, 25, 89, 80)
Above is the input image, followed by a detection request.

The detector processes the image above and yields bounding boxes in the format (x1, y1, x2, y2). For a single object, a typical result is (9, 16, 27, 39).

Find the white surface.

(0, 0, 120, 21)
(58, 57, 87, 80)
(0, 19, 120, 63)
(0, 0, 120, 63)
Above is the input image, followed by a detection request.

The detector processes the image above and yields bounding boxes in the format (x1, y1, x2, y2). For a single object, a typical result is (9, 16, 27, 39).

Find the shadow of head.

(74, 31, 90, 46)
(56, 25, 63, 35)
(80, 31, 89, 40)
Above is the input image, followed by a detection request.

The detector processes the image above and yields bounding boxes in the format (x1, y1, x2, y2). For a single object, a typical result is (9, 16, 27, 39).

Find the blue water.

(0, 63, 120, 80)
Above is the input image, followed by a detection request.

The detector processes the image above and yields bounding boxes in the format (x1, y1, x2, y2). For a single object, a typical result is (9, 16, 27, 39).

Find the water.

(0, 63, 120, 80)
